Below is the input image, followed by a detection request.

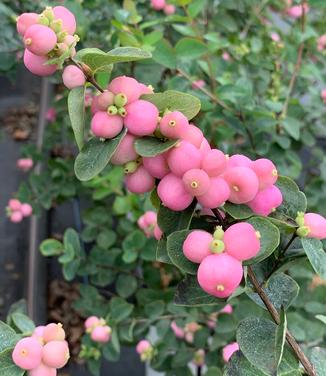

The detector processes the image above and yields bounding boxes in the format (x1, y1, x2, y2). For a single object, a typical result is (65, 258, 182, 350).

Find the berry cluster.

(136, 340, 154, 361)
(17, 158, 33, 172)
(285, 0, 309, 18)
(150, 0, 176, 15)
(84, 316, 112, 343)
(137, 211, 162, 240)
(12, 323, 69, 375)
(17, 6, 78, 76)
(6, 199, 32, 223)
(183, 223, 261, 298)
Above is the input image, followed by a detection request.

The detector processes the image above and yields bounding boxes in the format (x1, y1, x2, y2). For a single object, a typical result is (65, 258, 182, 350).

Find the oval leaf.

(301, 238, 326, 279)
(224, 203, 254, 220)
(68, 86, 85, 151)
(134, 137, 178, 157)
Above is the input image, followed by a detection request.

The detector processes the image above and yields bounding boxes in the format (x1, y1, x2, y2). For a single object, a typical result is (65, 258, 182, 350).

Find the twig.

(247, 266, 316, 376)
(211, 208, 227, 230)
(69, 58, 104, 93)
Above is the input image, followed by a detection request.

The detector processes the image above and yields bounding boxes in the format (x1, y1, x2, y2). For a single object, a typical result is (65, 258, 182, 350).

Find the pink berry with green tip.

(143, 154, 169, 179)
(223, 167, 259, 204)
(23, 49, 57, 76)
(28, 362, 56, 376)
(111, 133, 138, 165)
(125, 166, 155, 194)
(17, 13, 39, 36)
(21, 203, 33, 217)
(124, 100, 159, 136)
(196, 177, 230, 209)
(183, 230, 213, 263)
(159, 111, 189, 139)
(250, 158, 278, 190)
(247, 185, 283, 216)
(62, 65, 86, 89)
(224, 222, 260, 261)
(167, 141, 202, 177)
(12, 337, 43, 370)
(182, 123, 204, 148)
(197, 254, 243, 298)
(182, 169, 211, 196)
(157, 173, 193, 211)
(91, 112, 123, 139)
(53, 6, 77, 34)
(223, 342, 239, 362)
(108, 76, 141, 104)
(24, 25, 57, 56)
(201, 149, 228, 177)
(303, 213, 326, 240)
(91, 325, 111, 343)
(136, 340, 151, 354)
(42, 341, 70, 369)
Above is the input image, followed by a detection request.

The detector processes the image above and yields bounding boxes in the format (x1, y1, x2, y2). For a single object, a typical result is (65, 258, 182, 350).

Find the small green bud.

(213, 226, 224, 240)
(50, 19, 63, 33)
(296, 226, 310, 238)
(43, 7, 55, 22)
(118, 107, 127, 117)
(57, 31, 68, 43)
(295, 211, 305, 227)
(38, 14, 50, 26)
(114, 93, 128, 107)
(124, 161, 138, 174)
(107, 105, 118, 115)
(209, 239, 225, 254)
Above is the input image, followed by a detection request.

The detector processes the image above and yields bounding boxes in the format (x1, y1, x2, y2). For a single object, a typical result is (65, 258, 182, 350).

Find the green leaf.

(244, 217, 280, 265)
(275, 309, 287, 369)
(0, 348, 25, 376)
(144, 300, 165, 319)
(68, 86, 85, 150)
(152, 39, 177, 69)
(175, 38, 208, 59)
(224, 203, 254, 220)
(310, 347, 326, 376)
(156, 239, 172, 264)
(142, 90, 201, 120)
(167, 230, 197, 274)
(247, 273, 299, 311)
(157, 201, 196, 236)
(11, 313, 35, 335)
(224, 351, 266, 376)
(316, 315, 326, 325)
(75, 47, 151, 72)
(282, 117, 302, 141)
(134, 137, 178, 157)
(64, 228, 81, 256)
(174, 275, 225, 307)
(103, 329, 120, 361)
(39, 239, 63, 256)
(109, 298, 134, 323)
(62, 260, 80, 281)
(0, 322, 20, 352)
(116, 274, 138, 298)
(301, 238, 326, 279)
(74, 129, 127, 181)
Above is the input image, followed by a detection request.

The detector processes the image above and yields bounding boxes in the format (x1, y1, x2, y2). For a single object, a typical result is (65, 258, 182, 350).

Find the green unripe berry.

(38, 14, 50, 26)
(295, 211, 305, 227)
(124, 161, 138, 174)
(107, 105, 118, 115)
(296, 226, 310, 238)
(114, 93, 128, 107)
(209, 239, 225, 254)
(50, 19, 62, 33)
(213, 226, 224, 240)
(118, 107, 127, 117)
(43, 7, 55, 22)
(57, 31, 68, 43)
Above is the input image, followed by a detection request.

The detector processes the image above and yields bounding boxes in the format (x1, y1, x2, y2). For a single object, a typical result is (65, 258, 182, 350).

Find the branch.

(69, 58, 104, 93)
(247, 266, 316, 376)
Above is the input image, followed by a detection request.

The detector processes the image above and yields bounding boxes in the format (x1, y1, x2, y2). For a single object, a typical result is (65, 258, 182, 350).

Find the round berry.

(125, 166, 155, 194)
(23, 49, 57, 76)
(91, 95, 101, 115)
(85, 316, 100, 330)
(17, 158, 33, 172)
(223, 167, 259, 204)
(143, 211, 157, 226)
(157, 173, 194, 211)
(97, 91, 115, 111)
(42, 341, 69, 369)
(136, 340, 151, 354)
(159, 111, 189, 139)
(10, 211, 23, 223)
(108, 76, 141, 104)
(154, 225, 163, 240)
(183, 230, 213, 263)
(197, 254, 243, 298)
(170, 321, 185, 339)
(227, 154, 252, 168)
(223, 342, 239, 362)
(199, 137, 211, 156)
(250, 158, 278, 190)
(91, 112, 123, 139)
(17, 13, 39, 36)
(303, 213, 326, 240)
(182, 169, 211, 196)
(62, 65, 86, 89)
(182, 123, 204, 148)
(164, 4, 176, 15)
(21, 203, 33, 217)
(247, 185, 283, 216)
(151, 0, 166, 10)
(53, 6, 77, 34)
(220, 304, 233, 314)
(224, 222, 260, 261)
(111, 133, 138, 165)
(167, 141, 202, 177)
(24, 25, 57, 56)
(202, 149, 228, 177)
(9, 199, 22, 211)
(28, 362, 56, 376)
(32, 326, 45, 341)
(143, 154, 169, 179)
(91, 326, 111, 343)
(196, 177, 230, 209)
(43, 323, 66, 343)
(12, 337, 42, 370)
(124, 100, 159, 136)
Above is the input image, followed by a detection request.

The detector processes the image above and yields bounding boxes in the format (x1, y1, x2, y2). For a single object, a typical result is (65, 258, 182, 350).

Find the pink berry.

(91, 112, 123, 139)
(182, 169, 211, 196)
(21, 203, 33, 217)
(224, 222, 260, 261)
(223, 342, 239, 362)
(199, 137, 211, 156)
(287, 4, 309, 19)
(223, 167, 259, 204)
(304, 213, 326, 240)
(247, 185, 283, 216)
(17, 13, 39, 36)
(28, 362, 56, 376)
(143, 154, 169, 179)
(124, 100, 159, 136)
(23, 49, 57, 76)
(111, 133, 138, 165)
(220, 304, 233, 314)
(250, 158, 278, 190)
(42, 341, 69, 369)
(91, 96, 101, 115)
(228, 154, 252, 168)
(125, 166, 155, 194)
(271, 32, 281, 42)
(154, 225, 163, 240)
(182, 123, 204, 148)
(170, 321, 185, 339)
(43, 323, 66, 343)
(151, 0, 166, 10)
(222, 52, 231, 61)
(62, 65, 86, 89)
(196, 177, 230, 209)
(138, 83, 153, 95)
(197, 254, 243, 298)
(317, 35, 326, 52)
(164, 4, 176, 15)
(9, 199, 22, 211)
(201, 149, 228, 177)
(108, 76, 141, 104)
(167, 141, 202, 177)
(12, 337, 43, 370)
(192, 80, 205, 90)
(33, 326, 45, 340)
(136, 340, 151, 354)
(85, 316, 100, 330)
(183, 230, 213, 263)
(53, 6, 77, 34)
(17, 158, 33, 171)
(143, 211, 157, 226)
(159, 111, 189, 139)
(157, 173, 193, 211)
(24, 25, 57, 56)
(91, 326, 111, 343)
(46, 108, 57, 122)
(97, 91, 115, 111)
(321, 89, 326, 104)
(10, 211, 23, 223)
